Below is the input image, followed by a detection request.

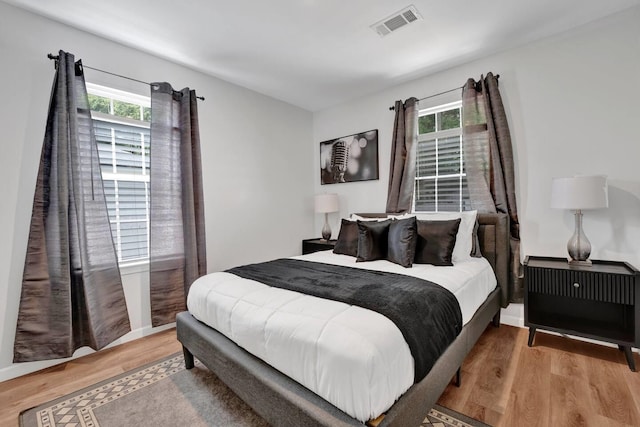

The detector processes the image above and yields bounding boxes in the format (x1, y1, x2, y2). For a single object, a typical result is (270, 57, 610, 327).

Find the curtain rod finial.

(389, 106, 395, 111)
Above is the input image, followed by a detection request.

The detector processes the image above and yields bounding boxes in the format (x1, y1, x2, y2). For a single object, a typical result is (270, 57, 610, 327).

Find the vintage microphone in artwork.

(330, 139, 349, 183)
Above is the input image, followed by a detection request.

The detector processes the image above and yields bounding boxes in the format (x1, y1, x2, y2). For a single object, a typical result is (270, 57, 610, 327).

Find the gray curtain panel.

(14, 51, 131, 362)
(462, 72, 523, 303)
(386, 97, 419, 214)
(149, 83, 207, 327)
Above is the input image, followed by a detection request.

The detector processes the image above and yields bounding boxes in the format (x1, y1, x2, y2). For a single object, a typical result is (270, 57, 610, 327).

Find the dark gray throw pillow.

(387, 216, 418, 268)
(414, 219, 461, 266)
(333, 219, 359, 257)
(356, 219, 391, 262)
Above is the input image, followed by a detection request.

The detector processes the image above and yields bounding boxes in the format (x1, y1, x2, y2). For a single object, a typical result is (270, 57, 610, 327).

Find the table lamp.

(550, 175, 608, 266)
(315, 193, 339, 241)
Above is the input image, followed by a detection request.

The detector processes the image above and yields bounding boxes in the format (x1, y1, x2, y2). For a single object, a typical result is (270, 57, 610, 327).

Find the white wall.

(0, 2, 314, 381)
(2, 3, 639, 382)
(313, 7, 640, 324)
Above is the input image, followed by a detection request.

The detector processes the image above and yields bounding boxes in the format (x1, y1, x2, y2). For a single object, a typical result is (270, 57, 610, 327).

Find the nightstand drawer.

(527, 267, 635, 305)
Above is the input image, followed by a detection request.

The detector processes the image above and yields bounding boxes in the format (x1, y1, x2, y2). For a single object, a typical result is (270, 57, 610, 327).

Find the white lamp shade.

(550, 175, 608, 210)
(315, 193, 339, 213)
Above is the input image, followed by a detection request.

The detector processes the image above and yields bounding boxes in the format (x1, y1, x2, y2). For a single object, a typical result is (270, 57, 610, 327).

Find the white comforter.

(187, 251, 496, 422)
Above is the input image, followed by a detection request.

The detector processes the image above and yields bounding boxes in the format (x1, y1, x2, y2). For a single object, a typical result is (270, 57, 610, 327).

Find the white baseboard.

(0, 323, 175, 383)
(499, 303, 525, 328)
(499, 313, 524, 328)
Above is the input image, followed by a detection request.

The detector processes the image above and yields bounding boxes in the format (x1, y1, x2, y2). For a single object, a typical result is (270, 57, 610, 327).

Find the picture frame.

(319, 129, 379, 185)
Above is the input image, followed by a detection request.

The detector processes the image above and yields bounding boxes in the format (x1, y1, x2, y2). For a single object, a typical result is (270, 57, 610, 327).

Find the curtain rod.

(47, 53, 205, 101)
(388, 86, 461, 111)
(388, 74, 500, 111)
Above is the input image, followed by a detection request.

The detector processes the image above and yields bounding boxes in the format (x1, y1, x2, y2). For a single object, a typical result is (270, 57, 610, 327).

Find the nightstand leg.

(527, 327, 536, 347)
(621, 346, 636, 372)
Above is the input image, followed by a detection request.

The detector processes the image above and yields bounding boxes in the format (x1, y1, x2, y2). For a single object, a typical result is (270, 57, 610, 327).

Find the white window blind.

(87, 83, 151, 264)
(413, 101, 470, 212)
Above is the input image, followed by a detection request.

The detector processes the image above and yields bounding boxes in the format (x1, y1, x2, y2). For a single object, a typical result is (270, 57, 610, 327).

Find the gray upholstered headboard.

(477, 213, 509, 307)
(354, 212, 509, 308)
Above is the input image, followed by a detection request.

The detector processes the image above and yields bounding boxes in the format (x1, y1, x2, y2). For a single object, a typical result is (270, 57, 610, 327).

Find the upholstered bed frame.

(176, 213, 509, 426)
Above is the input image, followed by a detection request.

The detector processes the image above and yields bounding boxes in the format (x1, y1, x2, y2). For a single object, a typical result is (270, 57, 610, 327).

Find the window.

(413, 101, 470, 212)
(87, 83, 151, 264)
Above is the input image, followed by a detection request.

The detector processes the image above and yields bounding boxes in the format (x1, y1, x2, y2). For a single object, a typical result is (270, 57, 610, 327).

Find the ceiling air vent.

(371, 5, 422, 37)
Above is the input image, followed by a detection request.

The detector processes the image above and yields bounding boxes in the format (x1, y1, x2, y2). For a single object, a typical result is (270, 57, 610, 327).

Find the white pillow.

(406, 210, 478, 263)
(349, 214, 400, 221)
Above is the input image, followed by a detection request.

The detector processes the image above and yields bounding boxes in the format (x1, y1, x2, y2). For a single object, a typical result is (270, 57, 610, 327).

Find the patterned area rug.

(20, 353, 490, 427)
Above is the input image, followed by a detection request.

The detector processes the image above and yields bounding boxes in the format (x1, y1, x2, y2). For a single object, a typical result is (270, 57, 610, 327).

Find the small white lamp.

(315, 193, 339, 241)
(550, 175, 608, 266)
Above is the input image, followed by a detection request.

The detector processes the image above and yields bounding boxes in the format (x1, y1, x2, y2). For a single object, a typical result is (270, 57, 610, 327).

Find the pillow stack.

(333, 211, 480, 268)
(410, 211, 480, 263)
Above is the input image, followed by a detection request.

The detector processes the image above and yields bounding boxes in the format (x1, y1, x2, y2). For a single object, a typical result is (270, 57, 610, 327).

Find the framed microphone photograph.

(319, 129, 379, 185)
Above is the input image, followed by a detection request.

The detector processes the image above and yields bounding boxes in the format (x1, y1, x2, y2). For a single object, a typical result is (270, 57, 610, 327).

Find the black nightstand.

(524, 256, 640, 371)
(302, 238, 336, 255)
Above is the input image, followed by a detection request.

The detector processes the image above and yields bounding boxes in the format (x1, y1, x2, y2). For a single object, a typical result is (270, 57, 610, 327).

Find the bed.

(177, 212, 509, 426)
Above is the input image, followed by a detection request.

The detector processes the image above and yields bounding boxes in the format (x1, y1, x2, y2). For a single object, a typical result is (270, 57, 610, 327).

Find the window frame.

(413, 100, 468, 213)
(86, 83, 151, 267)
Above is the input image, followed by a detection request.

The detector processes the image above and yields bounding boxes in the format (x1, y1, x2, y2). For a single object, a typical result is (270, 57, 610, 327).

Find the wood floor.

(439, 325, 640, 427)
(1, 324, 638, 427)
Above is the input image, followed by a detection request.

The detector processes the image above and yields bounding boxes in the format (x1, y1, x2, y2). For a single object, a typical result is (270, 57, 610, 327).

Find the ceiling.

(4, 0, 639, 111)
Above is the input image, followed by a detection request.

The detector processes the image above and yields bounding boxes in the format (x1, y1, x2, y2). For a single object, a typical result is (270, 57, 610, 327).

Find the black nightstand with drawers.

(524, 256, 640, 371)
(302, 238, 337, 255)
